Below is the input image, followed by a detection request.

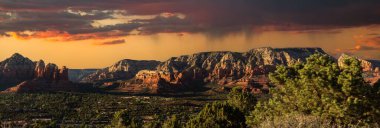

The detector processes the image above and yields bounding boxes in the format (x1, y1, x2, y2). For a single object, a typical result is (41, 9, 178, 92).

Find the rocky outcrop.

(60, 66, 69, 81)
(34, 60, 45, 78)
(338, 54, 380, 85)
(43, 63, 58, 82)
(80, 59, 160, 83)
(0, 53, 36, 89)
(0, 53, 76, 92)
(338, 54, 380, 73)
(127, 47, 326, 93)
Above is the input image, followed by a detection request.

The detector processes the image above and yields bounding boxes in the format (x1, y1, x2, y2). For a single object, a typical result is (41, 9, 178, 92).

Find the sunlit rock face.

(3, 64, 74, 93)
(0, 53, 74, 92)
(338, 54, 380, 72)
(130, 47, 326, 93)
(34, 60, 45, 78)
(338, 54, 380, 85)
(80, 59, 161, 83)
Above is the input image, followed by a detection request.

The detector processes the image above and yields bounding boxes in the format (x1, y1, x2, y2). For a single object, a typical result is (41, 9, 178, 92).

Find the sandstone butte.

(0, 53, 76, 93)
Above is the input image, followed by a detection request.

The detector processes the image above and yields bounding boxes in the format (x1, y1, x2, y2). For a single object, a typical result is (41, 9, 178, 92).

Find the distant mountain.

(1, 48, 379, 94)
(0, 53, 79, 92)
(68, 69, 98, 82)
(118, 47, 328, 93)
(0, 53, 36, 89)
(80, 59, 161, 83)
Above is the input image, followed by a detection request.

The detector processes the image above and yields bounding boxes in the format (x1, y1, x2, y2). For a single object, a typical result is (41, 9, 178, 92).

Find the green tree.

(186, 102, 246, 128)
(162, 115, 182, 128)
(337, 57, 379, 124)
(143, 114, 163, 128)
(248, 53, 380, 126)
(227, 86, 257, 114)
(106, 110, 143, 128)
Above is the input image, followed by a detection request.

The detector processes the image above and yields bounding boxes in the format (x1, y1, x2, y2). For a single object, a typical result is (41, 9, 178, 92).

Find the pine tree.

(162, 115, 182, 128)
(248, 53, 380, 126)
(186, 102, 246, 128)
(227, 86, 257, 114)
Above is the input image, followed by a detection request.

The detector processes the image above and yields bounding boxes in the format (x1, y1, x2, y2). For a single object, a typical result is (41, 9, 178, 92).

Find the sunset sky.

(1, 0, 380, 68)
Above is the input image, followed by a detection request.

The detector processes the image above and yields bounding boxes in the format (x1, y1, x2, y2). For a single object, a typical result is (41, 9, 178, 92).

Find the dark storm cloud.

(0, 10, 112, 33)
(133, 14, 202, 35)
(1, 0, 380, 39)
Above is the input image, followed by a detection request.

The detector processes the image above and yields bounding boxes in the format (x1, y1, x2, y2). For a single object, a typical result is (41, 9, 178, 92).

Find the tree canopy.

(186, 102, 246, 128)
(249, 53, 380, 126)
(227, 86, 257, 114)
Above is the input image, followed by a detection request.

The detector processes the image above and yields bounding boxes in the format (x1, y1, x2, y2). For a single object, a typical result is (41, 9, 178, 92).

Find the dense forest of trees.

(1, 53, 379, 127)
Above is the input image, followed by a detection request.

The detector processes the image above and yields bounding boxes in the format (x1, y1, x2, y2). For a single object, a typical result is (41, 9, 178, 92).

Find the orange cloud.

(6, 30, 130, 42)
(353, 34, 380, 50)
(333, 33, 380, 56)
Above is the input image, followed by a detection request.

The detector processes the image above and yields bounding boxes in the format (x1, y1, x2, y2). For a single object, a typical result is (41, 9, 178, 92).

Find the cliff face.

(0, 53, 73, 92)
(129, 47, 326, 93)
(80, 59, 160, 83)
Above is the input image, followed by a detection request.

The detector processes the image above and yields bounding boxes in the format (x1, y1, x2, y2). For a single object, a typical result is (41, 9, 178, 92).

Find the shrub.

(258, 114, 333, 128)
(186, 102, 246, 128)
(106, 110, 143, 128)
(162, 115, 182, 128)
(227, 86, 257, 114)
(248, 53, 380, 126)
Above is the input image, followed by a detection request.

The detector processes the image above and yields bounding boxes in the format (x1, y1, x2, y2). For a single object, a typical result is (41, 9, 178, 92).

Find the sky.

(0, 0, 380, 68)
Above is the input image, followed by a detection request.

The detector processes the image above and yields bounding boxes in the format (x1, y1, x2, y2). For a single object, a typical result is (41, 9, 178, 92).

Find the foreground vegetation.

(1, 53, 380, 127)
(250, 54, 380, 127)
(0, 93, 226, 127)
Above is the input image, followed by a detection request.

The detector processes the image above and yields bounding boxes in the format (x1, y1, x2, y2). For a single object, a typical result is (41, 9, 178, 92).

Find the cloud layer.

(95, 39, 125, 45)
(1, 0, 380, 41)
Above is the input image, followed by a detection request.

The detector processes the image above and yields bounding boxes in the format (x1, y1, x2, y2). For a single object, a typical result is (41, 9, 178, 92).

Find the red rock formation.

(43, 63, 57, 82)
(0, 53, 35, 85)
(124, 48, 326, 93)
(60, 66, 69, 81)
(0, 53, 76, 93)
(80, 59, 160, 83)
(34, 60, 45, 78)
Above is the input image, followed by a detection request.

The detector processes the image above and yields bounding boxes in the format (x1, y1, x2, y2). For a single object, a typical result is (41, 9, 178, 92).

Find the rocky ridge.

(0, 53, 35, 87)
(2, 48, 379, 94)
(0, 53, 75, 93)
(120, 47, 327, 93)
(80, 59, 160, 83)
(68, 69, 98, 82)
